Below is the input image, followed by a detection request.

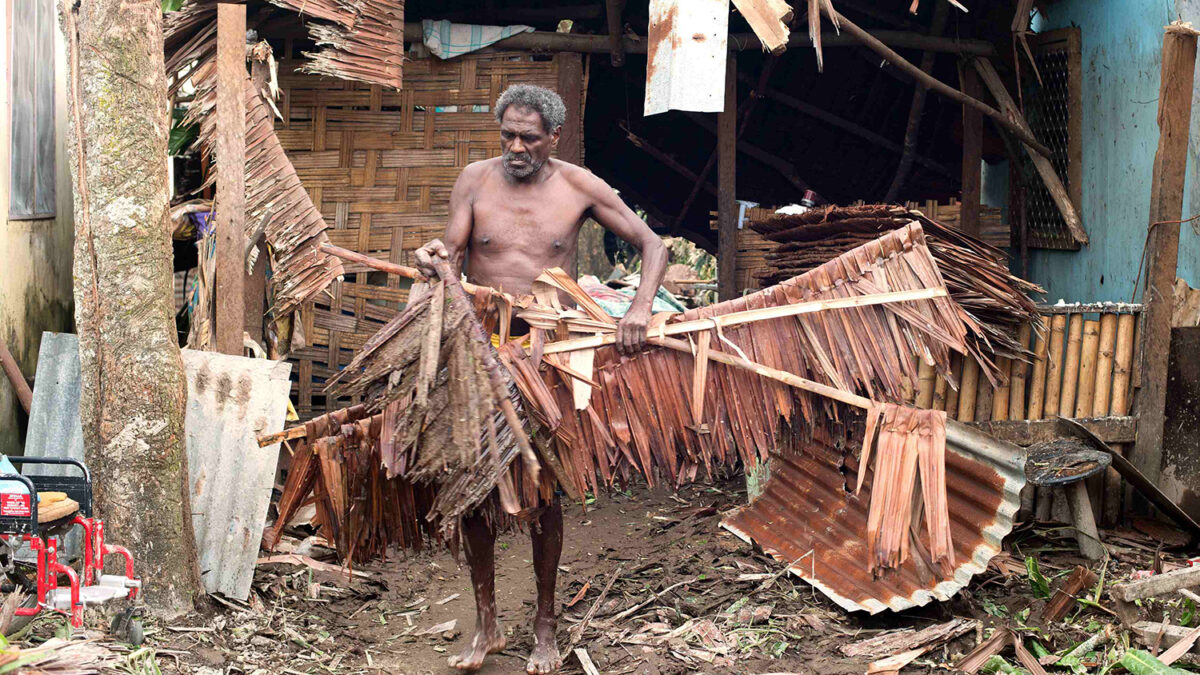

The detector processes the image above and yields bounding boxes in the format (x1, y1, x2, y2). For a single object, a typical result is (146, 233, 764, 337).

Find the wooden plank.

(969, 416, 1138, 447)
(216, 4, 247, 355)
(729, 0, 793, 55)
(1132, 23, 1199, 494)
(717, 53, 737, 301)
(973, 58, 1087, 245)
(960, 59, 983, 239)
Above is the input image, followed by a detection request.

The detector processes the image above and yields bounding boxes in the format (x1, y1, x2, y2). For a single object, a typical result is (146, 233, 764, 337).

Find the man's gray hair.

(494, 84, 566, 133)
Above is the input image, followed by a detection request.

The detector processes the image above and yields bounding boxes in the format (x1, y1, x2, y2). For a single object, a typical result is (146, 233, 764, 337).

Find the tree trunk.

(60, 0, 202, 616)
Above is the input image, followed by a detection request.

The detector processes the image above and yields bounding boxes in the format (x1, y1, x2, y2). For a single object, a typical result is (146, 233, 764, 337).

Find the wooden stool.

(1026, 438, 1110, 560)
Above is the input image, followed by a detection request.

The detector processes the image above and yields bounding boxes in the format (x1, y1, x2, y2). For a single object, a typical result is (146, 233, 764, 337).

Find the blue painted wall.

(1026, 0, 1200, 303)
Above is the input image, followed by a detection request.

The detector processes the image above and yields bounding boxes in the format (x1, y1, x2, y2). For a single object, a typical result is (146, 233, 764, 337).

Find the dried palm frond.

(271, 0, 405, 90)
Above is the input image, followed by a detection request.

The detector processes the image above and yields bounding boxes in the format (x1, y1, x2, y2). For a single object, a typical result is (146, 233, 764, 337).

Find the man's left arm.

(582, 172, 669, 354)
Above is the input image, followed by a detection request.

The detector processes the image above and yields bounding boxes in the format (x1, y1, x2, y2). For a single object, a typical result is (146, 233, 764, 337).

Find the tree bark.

(60, 0, 202, 616)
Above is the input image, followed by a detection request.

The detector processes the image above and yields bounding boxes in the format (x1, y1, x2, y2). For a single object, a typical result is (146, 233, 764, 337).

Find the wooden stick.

(0, 339, 31, 414)
(916, 359, 936, 409)
(258, 424, 309, 448)
(957, 357, 979, 422)
(973, 58, 1086, 244)
(822, 6, 1052, 157)
(542, 287, 948, 355)
(1075, 319, 1100, 418)
(1044, 314, 1067, 417)
(1060, 314, 1083, 416)
(1008, 324, 1031, 419)
(1092, 314, 1118, 417)
(319, 242, 507, 302)
(690, 331, 711, 425)
(991, 358, 1011, 421)
(1027, 317, 1049, 419)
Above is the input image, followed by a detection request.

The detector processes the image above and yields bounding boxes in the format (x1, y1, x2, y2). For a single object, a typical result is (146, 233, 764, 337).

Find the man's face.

(499, 105, 559, 179)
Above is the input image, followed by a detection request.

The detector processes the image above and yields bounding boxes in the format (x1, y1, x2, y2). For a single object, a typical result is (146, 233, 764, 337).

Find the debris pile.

(751, 204, 1044, 378)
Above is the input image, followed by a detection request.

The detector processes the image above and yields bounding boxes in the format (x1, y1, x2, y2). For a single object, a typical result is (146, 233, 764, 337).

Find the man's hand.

(616, 306, 651, 355)
(414, 239, 450, 278)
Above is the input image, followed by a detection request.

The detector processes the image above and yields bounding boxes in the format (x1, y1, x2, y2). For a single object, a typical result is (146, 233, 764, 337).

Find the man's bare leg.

(449, 511, 507, 670)
(527, 495, 563, 674)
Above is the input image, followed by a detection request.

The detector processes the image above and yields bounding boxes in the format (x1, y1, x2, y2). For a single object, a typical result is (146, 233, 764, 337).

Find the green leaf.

(980, 655, 1028, 674)
(1119, 649, 1189, 675)
(1028, 639, 1051, 659)
(1025, 556, 1052, 599)
(162, 0, 184, 12)
(1183, 598, 1196, 627)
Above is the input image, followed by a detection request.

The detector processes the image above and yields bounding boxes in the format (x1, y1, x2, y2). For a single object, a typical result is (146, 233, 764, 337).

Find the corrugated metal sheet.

(644, 0, 729, 116)
(182, 350, 292, 600)
(721, 420, 1025, 614)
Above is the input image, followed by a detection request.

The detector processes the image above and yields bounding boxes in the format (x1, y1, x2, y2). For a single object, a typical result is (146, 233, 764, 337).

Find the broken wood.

(842, 617, 976, 658)
(819, 6, 1051, 157)
(1134, 622, 1200, 661)
(973, 58, 1087, 245)
(731, 0, 793, 55)
(1039, 565, 1098, 623)
(1114, 566, 1200, 604)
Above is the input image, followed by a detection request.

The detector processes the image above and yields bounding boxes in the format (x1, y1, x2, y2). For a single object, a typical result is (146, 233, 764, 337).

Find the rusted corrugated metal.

(644, 0, 729, 115)
(721, 420, 1025, 614)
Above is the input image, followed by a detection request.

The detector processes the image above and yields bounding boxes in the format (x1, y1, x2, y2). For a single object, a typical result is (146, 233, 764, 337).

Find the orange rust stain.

(646, 3, 678, 83)
(692, 33, 706, 41)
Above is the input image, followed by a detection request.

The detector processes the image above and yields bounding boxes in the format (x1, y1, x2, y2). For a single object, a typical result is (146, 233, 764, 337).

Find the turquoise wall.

(1027, 0, 1200, 303)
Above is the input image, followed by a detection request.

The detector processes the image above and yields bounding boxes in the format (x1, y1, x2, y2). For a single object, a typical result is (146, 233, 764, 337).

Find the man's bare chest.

(469, 193, 587, 250)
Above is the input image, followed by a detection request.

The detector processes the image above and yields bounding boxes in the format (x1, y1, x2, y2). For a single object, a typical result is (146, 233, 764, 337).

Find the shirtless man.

(414, 84, 668, 674)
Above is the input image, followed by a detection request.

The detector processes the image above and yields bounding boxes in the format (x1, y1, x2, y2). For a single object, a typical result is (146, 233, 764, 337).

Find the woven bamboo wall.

(276, 50, 583, 418)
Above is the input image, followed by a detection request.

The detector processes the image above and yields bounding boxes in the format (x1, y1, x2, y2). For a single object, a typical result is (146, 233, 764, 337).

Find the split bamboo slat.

(991, 358, 1011, 421)
(916, 360, 937, 409)
(1092, 314, 1118, 417)
(1008, 324, 1031, 417)
(1059, 314, 1084, 415)
(943, 354, 962, 420)
(273, 50, 584, 418)
(1104, 313, 1138, 524)
(1044, 314, 1068, 417)
(957, 357, 979, 422)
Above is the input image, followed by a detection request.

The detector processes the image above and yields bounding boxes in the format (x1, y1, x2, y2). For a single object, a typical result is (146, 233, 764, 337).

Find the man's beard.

(502, 150, 543, 178)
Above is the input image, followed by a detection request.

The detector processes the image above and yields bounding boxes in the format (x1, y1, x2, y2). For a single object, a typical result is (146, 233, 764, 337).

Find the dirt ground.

(12, 475, 1197, 674)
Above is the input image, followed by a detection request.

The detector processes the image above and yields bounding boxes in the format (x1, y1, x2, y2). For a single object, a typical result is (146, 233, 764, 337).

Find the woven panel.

(277, 52, 582, 419)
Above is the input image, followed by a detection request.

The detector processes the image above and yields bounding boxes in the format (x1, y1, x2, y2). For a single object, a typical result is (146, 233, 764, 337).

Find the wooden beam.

(969, 416, 1138, 447)
(960, 58, 984, 238)
(718, 54, 738, 301)
(621, 125, 717, 196)
(605, 0, 625, 66)
(883, 2, 949, 202)
(685, 111, 808, 194)
(1132, 23, 1199, 494)
(818, 7, 1051, 158)
(973, 58, 1087, 245)
(738, 72, 953, 179)
(399, 23, 995, 57)
(216, 3, 246, 356)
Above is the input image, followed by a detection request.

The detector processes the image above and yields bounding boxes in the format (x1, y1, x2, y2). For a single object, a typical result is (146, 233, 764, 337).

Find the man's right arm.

(415, 165, 476, 278)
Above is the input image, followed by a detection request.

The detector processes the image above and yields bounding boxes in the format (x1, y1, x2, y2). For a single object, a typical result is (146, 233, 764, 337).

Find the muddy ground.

(12, 475, 1195, 674)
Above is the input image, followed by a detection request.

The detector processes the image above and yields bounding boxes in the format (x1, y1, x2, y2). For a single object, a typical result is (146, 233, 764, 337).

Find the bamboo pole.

(957, 357, 980, 422)
(933, 373, 948, 411)
(975, 370, 994, 423)
(1044, 314, 1067, 417)
(1074, 319, 1100, 418)
(916, 359, 937, 408)
(1059, 314, 1083, 416)
(991, 358, 1012, 421)
(1104, 313, 1138, 525)
(944, 353, 962, 420)
(1027, 317, 1049, 419)
(1092, 314, 1118, 417)
(1008, 324, 1031, 420)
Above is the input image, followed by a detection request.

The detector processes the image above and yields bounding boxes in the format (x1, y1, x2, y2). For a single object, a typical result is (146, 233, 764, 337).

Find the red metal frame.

(2, 516, 138, 628)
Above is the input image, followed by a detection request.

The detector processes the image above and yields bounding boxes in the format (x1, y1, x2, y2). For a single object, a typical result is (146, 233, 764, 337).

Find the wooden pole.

(1074, 319, 1100, 418)
(215, 3, 246, 356)
(960, 58, 984, 239)
(556, 52, 585, 276)
(604, 0, 625, 66)
(0, 339, 31, 414)
(933, 372, 948, 411)
(1132, 22, 1199, 491)
(1044, 314, 1067, 417)
(1008, 323, 1031, 419)
(1092, 313, 1118, 417)
(244, 53, 271, 348)
(717, 53, 738, 301)
(1059, 314, 1083, 416)
(957, 357, 979, 422)
(1027, 317, 1049, 419)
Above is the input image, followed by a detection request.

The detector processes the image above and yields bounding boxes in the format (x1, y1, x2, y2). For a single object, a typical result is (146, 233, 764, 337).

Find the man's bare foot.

(525, 621, 562, 674)
(448, 621, 506, 671)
